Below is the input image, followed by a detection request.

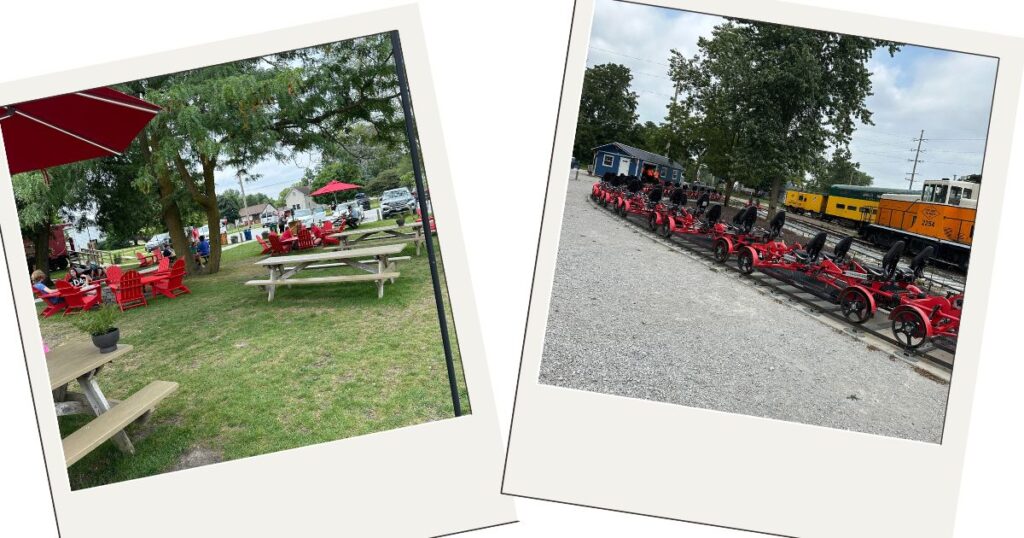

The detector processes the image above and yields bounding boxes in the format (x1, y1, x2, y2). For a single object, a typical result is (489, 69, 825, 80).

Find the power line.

(588, 46, 671, 67)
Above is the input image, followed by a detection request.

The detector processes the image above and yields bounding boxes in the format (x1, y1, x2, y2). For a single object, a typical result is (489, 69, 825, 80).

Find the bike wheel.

(713, 239, 730, 263)
(891, 309, 928, 349)
(839, 288, 872, 324)
(737, 249, 755, 274)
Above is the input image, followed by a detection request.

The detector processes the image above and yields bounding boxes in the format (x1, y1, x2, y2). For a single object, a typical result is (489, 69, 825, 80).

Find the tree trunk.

(767, 178, 782, 219)
(723, 179, 735, 207)
(34, 221, 52, 275)
(177, 153, 222, 274)
(156, 165, 198, 275)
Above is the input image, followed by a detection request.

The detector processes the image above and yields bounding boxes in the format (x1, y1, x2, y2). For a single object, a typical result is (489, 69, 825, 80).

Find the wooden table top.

(329, 222, 423, 239)
(46, 341, 133, 390)
(254, 243, 408, 266)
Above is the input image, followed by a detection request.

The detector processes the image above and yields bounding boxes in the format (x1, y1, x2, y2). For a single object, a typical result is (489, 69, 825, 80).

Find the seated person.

(66, 266, 92, 288)
(31, 270, 63, 304)
(161, 243, 176, 261)
(196, 235, 211, 263)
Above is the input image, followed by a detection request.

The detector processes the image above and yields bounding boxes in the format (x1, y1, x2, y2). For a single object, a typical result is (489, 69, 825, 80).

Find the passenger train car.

(784, 184, 918, 225)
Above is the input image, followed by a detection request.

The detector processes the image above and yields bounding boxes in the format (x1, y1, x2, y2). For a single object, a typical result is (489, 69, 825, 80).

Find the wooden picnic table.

(246, 243, 407, 301)
(329, 222, 426, 256)
(47, 340, 178, 467)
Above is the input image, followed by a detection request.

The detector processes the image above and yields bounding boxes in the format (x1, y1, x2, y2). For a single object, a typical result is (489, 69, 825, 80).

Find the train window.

(950, 186, 963, 206)
(922, 184, 935, 202)
(935, 185, 949, 204)
(849, 205, 858, 211)
(963, 188, 973, 200)
(836, 203, 846, 209)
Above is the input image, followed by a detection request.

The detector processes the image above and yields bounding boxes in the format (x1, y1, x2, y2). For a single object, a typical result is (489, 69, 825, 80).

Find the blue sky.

(587, 0, 999, 189)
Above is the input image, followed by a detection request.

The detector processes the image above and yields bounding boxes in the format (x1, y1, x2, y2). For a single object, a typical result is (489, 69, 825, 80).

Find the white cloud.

(587, 0, 999, 189)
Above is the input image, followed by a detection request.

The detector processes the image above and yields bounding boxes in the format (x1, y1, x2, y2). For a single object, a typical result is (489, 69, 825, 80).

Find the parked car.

(380, 187, 417, 218)
(292, 207, 327, 228)
(260, 214, 277, 226)
(354, 192, 371, 210)
(145, 232, 170, 252)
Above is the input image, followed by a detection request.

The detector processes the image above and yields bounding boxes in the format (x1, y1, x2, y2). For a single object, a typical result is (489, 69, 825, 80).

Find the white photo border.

(0, 5, 516, 537)
(502, 1, 1022, 536)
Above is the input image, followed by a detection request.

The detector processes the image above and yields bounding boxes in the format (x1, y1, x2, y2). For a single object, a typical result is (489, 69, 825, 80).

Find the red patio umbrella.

(0, 87, 161, 176)
(311, 179, 361, 205)
(310, 180, 361, 196)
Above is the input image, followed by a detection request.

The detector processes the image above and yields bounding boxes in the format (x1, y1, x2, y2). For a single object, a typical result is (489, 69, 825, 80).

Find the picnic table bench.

(329, 222, 426, 256)
(47, 340, 178, 467)
(245, 243, 407, 301)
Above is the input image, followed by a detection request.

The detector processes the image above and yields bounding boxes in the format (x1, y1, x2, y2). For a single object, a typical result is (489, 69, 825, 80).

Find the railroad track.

(587, 195, 955, 377)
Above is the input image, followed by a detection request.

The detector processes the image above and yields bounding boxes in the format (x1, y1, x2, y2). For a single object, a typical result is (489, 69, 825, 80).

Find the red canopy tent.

(0, 87, 161, 176)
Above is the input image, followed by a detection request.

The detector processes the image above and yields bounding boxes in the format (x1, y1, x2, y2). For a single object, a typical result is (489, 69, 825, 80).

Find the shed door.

(618, 157, 631, 175)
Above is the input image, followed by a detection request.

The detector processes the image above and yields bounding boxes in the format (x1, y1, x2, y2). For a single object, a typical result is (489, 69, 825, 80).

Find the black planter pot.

(91, 328, 120, 354)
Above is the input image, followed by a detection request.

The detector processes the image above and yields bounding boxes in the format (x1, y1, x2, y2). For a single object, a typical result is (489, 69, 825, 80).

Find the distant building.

(591, 142, 687, 184)
(238, 203, 277, 224)
(284, 186, 315, 211)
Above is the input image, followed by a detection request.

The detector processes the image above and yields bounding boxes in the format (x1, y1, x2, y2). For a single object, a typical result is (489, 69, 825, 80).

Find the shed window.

(602, 154, 614, 167)
(672, 170, 679, 180)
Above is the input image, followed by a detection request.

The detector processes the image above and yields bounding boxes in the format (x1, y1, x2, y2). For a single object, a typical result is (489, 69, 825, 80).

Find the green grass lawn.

(40, 234, 469, 490)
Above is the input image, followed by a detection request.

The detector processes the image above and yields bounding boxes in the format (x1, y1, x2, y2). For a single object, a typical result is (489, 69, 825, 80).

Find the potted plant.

(72, 304, 121, 353)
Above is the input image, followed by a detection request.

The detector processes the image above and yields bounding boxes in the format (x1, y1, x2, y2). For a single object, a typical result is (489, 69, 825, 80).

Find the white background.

(0, 0, 1020, 536)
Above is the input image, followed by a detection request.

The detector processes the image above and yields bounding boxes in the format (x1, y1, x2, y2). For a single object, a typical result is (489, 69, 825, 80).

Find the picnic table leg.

(78, 372, 136, 455)
(268, 265, 280, 302)
(416, 227, 423, 256)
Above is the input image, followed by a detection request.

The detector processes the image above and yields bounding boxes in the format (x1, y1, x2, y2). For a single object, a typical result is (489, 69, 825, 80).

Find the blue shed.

(591, 142, 687, 184)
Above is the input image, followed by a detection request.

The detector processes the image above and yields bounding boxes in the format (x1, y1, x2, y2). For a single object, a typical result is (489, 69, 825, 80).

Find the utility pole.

(907, 129, 925, 190)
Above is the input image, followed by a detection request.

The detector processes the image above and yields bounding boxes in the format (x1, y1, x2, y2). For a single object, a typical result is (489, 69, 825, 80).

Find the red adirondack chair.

(256, 235, 273, 255)
(297, 227, 320, 250)
(55, 280, 101, 315)
(312, 224, 340, 246)
(153, 248, 165, 262)
(135, 250, 155, 268)
(33, 286, 66, 317)
(416, 208, 437, 232)
(268, 233, 293, 255)
(154, 257, 171, 274)
(105, 265, 123, 292)
(113, 270, 147, 311)
(152, 259, 190, 299)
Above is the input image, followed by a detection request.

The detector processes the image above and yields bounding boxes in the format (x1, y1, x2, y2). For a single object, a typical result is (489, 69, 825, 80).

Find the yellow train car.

(784, 191, 826, 214)
(823, 185, 918, 225)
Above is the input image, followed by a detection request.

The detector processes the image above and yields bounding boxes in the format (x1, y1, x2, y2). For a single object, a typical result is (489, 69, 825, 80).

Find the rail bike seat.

(704, 203, 722, 225)
(864, 241, 905, 280)
(626, 178, 643, 194)
(694, 193, 711, 216)
(764, 211, 786, 240)
(646, 187, 663, 208)
(669, 188, 687, 208)
(823, 236, 854, 265)
(899, 246, 934, 281)
(793, 232, 828, 263)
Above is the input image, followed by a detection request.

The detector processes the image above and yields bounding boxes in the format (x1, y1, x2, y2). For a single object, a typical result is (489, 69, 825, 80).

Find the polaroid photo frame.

(502, 0, 1022, 536)
(0, 5, 515, 537)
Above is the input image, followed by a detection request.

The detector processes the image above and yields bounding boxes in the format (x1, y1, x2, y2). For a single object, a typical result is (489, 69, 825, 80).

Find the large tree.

(670, 20, 898, 215)
(574, 63, 639, 163)
(118, 33, 403, 274)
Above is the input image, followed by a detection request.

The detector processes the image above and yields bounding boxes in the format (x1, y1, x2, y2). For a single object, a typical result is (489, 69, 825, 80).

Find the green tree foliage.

(244, 193, 273, 207)
(116, 33, 403, 274)
(670, 20, 898, 214)
(12, 166, 89, 273)
(806, 148, 873, 192)
(574, 63, 639, 162)
(365, 169, 402, 196)
(311, 160, 363, 197)
(218, 189, 244, 222)
(84, 152, 163, 247)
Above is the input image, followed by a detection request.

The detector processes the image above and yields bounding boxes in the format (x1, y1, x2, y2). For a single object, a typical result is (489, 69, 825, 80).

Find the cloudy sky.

(212, 149, 320, 203)
(586, 0, 998, 189)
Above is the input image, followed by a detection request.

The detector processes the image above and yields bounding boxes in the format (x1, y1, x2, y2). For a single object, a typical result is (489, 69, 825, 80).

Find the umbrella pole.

(390, 30, 462, 417)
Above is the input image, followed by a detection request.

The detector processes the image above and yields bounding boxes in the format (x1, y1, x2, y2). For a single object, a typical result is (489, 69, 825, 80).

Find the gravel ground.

(539, 175, 950, 443)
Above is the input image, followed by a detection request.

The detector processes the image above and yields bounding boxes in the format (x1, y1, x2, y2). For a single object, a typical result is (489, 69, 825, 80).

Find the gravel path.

(539, 176, 950, 443)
